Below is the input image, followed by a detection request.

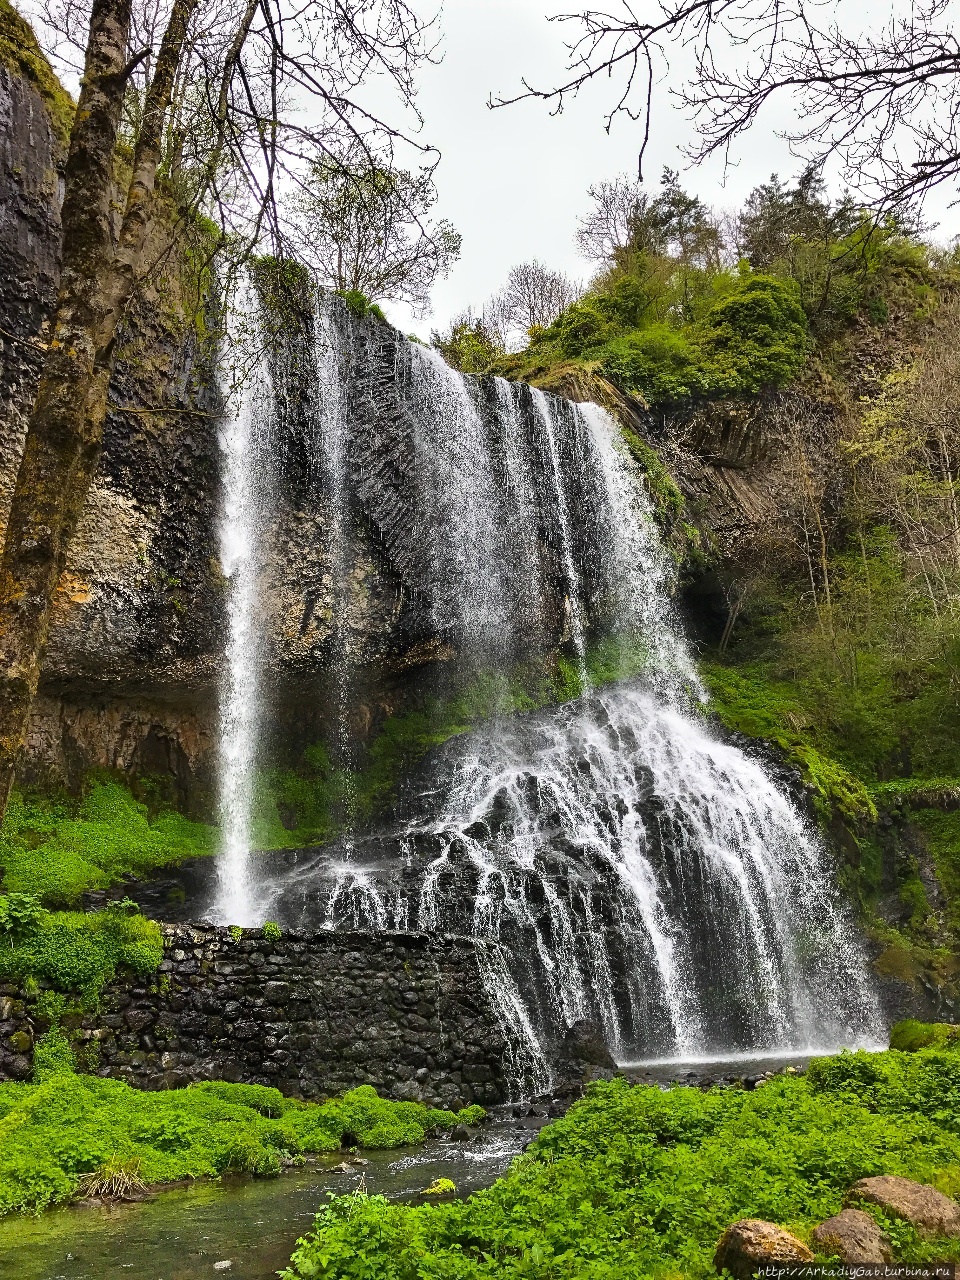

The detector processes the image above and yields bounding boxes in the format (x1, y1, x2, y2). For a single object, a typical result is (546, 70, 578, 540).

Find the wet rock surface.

(714, 1219, 814, 1279)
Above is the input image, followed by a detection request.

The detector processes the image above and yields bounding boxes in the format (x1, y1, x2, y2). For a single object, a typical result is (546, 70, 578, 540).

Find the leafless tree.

(496, 0, 960, 213)
(0, 0, 439, 814)
(488, 260, 582, 347)
(289, 147, 460, 315)
(576, 174, 648, 262)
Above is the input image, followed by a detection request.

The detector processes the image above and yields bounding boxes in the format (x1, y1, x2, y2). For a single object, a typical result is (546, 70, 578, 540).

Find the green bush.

(0, 901, 163, 1002)
(0, 1078, 482, 1217)
(890, 1020, 960, 1053)
(0, 781, 216, 906)
(283, 1050, 960, 1280)
(31, 1027, 74, 1082)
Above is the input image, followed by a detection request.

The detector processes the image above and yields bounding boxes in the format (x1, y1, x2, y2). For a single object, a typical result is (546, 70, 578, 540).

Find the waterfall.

(216, 293, 884, 1087)
(214, 339, 270, 927)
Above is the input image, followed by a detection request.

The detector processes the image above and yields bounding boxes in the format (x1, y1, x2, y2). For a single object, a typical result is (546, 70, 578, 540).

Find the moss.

(0, 0, 73, 147)
(0, 780, 216, 907)
(700, 662, 876, 823)
(890, 1019, 960, 1052)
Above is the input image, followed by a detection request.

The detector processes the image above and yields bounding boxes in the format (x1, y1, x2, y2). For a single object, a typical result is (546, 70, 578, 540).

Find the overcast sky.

(383, 0, 959, 338)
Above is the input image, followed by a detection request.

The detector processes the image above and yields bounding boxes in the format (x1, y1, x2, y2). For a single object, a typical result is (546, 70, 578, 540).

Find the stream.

(0, 1118, 537, 1280)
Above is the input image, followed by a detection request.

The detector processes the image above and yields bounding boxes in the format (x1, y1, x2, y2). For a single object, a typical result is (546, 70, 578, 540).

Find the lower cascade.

(212, 291, 883, 1091)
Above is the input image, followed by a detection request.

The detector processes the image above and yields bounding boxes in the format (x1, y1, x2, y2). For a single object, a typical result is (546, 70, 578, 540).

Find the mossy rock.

(0, 0, 73, 146)
(889, 1019, 960, 1052)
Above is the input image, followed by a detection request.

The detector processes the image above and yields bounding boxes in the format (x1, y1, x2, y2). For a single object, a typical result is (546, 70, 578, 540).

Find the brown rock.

(714, 1219, 814, 1278)
(845, 1176, 960, 1239)
(812, 1209, 893, 1263)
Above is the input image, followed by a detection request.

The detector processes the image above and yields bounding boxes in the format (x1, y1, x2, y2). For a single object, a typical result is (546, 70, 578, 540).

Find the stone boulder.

(558, 1020, 617, 1070)
(714, 1219, 814, 1278)
(845, 1176, 960, 1238)
(812, 1209, 893, 1263)
(551, 1020, 618, 1100)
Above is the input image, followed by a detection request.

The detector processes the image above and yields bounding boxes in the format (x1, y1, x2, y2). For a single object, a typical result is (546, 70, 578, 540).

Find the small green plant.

(0, 893, 45, 945)
(31, 1027, 74, 1081)
(0, 1078, 483, 1217)
(76, 1156, 147, 1201)
(421, 1177, 456, 1196)
(262, 921, 282, 942)
(228, 925, 243, 942)
(282, 1049, 960, 1280)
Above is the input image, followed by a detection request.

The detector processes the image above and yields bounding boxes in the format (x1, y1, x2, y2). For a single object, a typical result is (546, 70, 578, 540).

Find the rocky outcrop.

(812, 1209, 893, 1264)
(714, 1219, 814, 1278)
(845, 1176, 960, 1238)
(0, 924, 511, 1107)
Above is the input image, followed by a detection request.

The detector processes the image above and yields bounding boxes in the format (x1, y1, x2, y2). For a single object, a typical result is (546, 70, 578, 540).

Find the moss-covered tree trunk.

(0, 0, 197, 815)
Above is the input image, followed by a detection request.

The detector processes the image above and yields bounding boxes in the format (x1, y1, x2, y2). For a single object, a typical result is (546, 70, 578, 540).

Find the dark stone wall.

(0, 925, 510, 1107)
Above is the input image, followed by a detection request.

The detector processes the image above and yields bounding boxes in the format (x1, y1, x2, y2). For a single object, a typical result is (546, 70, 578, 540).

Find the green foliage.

(0, 1078, 481, 1217)
(700, 662, 875, 824)
(0, 902, 163, 1003)
(336, 290, 387, 324)
(0, 893, 45, 944)
(31, 1027, 74, 1082)
(432, 317, 502, 374)
(283, 1051, 960, 1280)
(0, 780, 216, 906)
(262, 921, 282, 942)
(890, 1020, 960, 1053)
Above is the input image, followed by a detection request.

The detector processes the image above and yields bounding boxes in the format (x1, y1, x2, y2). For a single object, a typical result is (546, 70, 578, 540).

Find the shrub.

(0, 781, 216, 906)
(283, 1050, 960, 1280)
(31, 1027, 75, 1082)
(0, 904, 163, 1003)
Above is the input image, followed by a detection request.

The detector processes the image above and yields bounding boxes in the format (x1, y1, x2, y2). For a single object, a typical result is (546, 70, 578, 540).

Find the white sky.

(383, 0, 960, 337)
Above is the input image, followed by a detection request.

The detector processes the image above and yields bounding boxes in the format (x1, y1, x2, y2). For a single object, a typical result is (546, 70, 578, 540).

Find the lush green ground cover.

(0, 1076, 484, 1217)
(284, 1047, 960, 1280)
(0, 781, 215, 906)
(0, 899, 162, 1003)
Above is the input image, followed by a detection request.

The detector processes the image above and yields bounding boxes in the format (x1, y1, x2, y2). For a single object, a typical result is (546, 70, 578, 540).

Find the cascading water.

(213, 320, 273, 927)
(216, 293, 884, 1089)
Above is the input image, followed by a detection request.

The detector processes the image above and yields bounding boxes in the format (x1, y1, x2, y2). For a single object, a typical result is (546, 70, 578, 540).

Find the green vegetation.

(448, 169, 940, 409)
(0, 0, 73, 146)
(284, 1048, 960, 1279)
(890, 1019, 960, 1052)
(0, 899, 162, 1004)
(0, 1076, 484, 1216)
(0, 780, 216, 906)
(336, 289, 388, 324)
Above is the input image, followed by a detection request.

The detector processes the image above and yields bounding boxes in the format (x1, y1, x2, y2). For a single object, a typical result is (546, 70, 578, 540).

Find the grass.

(0, 1076, 485, 1216)
(0, 781, 216, 907)
(283, 1046, 960, 1280)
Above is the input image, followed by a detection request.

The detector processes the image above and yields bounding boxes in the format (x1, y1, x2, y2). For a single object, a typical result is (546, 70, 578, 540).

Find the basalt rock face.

(0, 39, 223, 810)
(0, 42, 428, 811)
(0, 924, 511, 1106)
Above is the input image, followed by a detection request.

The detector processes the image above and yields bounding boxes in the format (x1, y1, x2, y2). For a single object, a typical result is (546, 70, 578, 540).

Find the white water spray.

(214, 368, 268, 926)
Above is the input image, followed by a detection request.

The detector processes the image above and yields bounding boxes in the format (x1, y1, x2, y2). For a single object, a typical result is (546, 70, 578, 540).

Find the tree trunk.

(0, 0, 197, 816)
